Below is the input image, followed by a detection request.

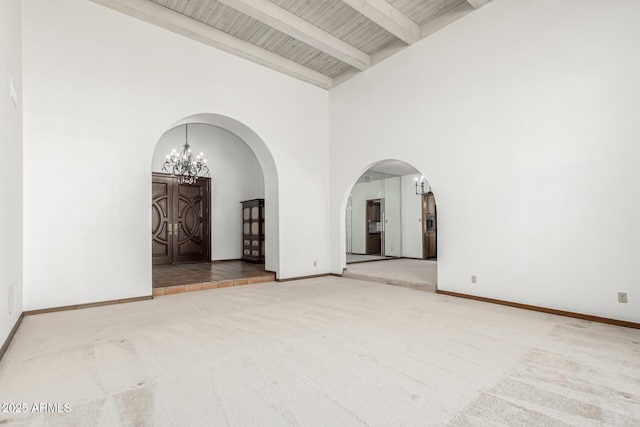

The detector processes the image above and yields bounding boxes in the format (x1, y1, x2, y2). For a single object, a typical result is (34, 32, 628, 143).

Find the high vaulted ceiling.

(91, 0, 492, 89)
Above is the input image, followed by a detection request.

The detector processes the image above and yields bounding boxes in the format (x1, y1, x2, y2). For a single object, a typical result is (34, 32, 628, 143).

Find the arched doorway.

(150, 114, 280, 292)
(343, 159, 437, 290)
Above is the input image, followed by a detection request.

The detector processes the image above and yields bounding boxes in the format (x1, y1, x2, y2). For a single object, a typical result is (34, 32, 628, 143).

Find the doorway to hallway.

(344, 159, 438, 290)
(366, 198, 383, 255)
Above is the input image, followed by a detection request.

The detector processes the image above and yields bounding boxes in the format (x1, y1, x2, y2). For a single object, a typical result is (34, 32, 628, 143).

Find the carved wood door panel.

(152, 175, 173, 265)
(173, 180, 210, 263)
(152, 173, 210, 265)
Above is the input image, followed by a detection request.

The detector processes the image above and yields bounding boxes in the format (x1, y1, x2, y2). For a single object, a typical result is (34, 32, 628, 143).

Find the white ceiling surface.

(90, 0, 492, 89)
(368, 160, 420, 176)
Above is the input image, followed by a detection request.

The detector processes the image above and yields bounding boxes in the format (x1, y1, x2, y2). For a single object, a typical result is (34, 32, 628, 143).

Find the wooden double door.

(152, 173, 211, 265)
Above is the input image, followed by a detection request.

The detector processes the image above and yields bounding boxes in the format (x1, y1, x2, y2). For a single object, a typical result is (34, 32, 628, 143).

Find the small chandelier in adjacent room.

(415, 176, 429, 195)
(162, 124, 210, 184)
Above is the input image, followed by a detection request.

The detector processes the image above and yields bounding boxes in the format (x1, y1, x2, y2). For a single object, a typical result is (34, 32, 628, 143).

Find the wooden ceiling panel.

(171, 0, 189, 12)
(387, 0, 468, 26)
(96, 0, 490, 89)
(162, 0, 179, 8)
(182, 0, 207, 16)
(271, 39, 354, 77)
(149, 0, 352, 76)
(269, 0, 399, 54)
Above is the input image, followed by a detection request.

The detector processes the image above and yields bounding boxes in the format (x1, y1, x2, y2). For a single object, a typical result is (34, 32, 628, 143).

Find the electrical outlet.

(618, 292, 627, 303)
(313, 261, 317, 267)
(471, 275, 477, 284)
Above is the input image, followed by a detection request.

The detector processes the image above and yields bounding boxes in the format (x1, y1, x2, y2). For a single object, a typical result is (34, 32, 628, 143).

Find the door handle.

(167, 222, 178, 235)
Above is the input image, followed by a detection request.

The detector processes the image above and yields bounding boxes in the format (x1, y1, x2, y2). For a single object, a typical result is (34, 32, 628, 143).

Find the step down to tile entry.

(152, 274, 276, 297)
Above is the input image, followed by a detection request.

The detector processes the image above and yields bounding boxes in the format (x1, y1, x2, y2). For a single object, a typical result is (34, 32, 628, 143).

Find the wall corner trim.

(276, 273, 338, 282)
(23, 295, 153, 316)
(0, 313, 24, 362)
(436, 290, 640, 330)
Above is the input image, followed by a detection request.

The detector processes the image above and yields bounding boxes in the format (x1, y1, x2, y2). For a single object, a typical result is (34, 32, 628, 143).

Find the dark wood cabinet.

(241, 199, 265, 263)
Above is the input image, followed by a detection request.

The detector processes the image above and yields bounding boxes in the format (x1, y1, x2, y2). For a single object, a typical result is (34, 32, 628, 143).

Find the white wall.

(383, 176, 401, 256)
(350, 179, 384, 254)
(152, 124, 264, 261)
(0, 0, 23, 346)
(330, 0, 640, 322)
(22, 0, 330, 310)
(402, 174, 423, 259)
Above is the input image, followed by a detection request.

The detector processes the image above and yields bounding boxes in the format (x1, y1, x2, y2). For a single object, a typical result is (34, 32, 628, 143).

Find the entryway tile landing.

(152, 261, 275, 297)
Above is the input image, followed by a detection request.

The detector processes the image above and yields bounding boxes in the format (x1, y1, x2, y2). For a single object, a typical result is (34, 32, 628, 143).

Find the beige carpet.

(344, 258, 437, 291)
(0, 277, 638, 426)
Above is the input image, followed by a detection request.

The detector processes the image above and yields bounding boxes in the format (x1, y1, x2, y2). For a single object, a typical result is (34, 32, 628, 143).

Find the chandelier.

(162, 124, 209, 184)
(415, 176, 429, 195)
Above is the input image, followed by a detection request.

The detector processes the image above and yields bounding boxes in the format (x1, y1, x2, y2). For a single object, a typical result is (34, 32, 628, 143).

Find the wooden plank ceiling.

(91, 0, 492, 89)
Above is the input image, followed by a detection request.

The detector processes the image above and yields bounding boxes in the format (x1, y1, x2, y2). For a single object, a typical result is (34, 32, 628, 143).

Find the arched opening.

(150, 113, 280, 292)
(343, 159, 437, 291)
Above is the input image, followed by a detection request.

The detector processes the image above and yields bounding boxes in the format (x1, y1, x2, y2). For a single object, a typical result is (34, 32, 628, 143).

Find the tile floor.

(152, 260, 275, 296)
